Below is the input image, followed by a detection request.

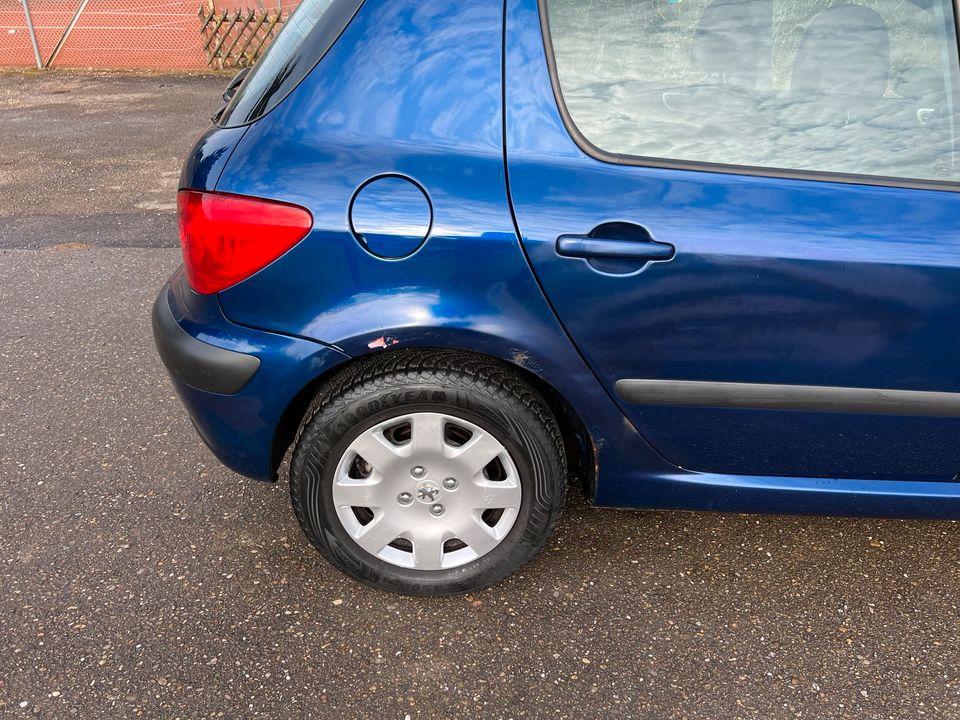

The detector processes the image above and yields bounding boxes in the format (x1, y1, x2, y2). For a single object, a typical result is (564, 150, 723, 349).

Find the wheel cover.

(331, 412, 522, 570)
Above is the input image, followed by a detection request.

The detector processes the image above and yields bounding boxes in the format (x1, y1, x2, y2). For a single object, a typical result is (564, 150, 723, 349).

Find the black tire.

(289, 350, 566, 596)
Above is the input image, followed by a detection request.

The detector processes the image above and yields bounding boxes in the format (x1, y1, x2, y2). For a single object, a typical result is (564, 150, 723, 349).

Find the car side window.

(543, 0, 960, 185)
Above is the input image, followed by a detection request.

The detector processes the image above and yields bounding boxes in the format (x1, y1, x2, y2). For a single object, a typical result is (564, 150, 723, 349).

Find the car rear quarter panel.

(210, 0, 683, 495)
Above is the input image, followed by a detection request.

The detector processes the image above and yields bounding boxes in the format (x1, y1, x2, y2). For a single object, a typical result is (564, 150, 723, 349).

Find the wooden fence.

(198, 2, 285, 69)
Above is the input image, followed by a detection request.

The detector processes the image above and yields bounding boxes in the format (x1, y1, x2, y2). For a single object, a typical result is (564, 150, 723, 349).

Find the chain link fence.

(0, 0, 297, 70)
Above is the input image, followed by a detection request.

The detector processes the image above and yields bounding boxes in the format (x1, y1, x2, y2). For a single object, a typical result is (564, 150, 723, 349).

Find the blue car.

(153, 0, 960, 594)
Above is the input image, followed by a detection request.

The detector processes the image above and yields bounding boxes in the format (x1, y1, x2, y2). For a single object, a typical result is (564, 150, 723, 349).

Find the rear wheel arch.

(270, 347, 596, 499)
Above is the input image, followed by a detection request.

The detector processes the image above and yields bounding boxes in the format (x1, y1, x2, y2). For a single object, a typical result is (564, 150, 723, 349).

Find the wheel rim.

(331, 412, 522, 570)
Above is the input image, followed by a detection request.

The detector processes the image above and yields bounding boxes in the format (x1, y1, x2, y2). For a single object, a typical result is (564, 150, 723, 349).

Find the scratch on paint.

(592, 437, 602, 482)
(367, 335, 400, 350)
(509, 349, 531, 368)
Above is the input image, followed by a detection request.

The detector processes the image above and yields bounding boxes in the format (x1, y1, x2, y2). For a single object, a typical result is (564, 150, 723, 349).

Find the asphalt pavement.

(2, 70, 960, 720)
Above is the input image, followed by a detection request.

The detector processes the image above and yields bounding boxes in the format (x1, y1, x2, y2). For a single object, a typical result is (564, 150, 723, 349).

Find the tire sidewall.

(292, 379, 561, 594)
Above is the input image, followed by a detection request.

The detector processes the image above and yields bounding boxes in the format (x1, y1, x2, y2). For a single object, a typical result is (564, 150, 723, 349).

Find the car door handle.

(556, 235, 676, 262)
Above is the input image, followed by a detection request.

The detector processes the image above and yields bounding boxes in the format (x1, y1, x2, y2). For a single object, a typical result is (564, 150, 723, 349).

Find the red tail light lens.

(178, 190, 313, 295)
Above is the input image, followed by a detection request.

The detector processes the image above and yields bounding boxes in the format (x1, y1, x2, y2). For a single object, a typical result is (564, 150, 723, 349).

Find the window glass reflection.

(547, 0, 960, 183)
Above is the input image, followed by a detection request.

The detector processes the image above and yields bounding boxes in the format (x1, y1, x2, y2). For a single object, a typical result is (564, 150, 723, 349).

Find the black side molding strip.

(614, 379, 960, 417)
(152, 290, 260, 395)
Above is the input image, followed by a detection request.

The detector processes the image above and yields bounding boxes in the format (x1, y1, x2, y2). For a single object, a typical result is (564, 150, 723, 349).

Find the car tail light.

(177, 190, 313, 295)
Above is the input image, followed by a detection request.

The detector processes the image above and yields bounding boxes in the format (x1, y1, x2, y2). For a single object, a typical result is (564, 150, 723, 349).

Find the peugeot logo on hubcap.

(415, 481, 441, 504)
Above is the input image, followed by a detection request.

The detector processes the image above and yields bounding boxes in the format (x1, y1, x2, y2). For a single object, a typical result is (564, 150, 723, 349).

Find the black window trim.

(536, 0, 960, 193)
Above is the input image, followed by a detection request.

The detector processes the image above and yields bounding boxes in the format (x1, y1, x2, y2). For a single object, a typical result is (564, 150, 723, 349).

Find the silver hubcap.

(332, 412, 522, 570)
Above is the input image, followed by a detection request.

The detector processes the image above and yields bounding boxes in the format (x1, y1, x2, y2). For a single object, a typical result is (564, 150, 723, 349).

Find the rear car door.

(505, 0, 960, 480)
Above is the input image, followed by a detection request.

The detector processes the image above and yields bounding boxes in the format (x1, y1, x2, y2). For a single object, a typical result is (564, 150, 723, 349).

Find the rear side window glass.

(219, 0, 363, 127)
(543, 0, 960, 185)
